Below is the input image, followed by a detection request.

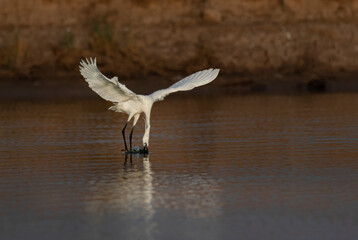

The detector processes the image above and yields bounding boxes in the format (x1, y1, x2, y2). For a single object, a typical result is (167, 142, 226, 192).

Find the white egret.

(79, 58, 220, 153)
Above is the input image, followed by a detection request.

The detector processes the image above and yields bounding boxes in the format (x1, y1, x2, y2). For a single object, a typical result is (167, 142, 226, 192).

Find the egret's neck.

(140, 96, 153, 147)
(143, 113, 151, 147)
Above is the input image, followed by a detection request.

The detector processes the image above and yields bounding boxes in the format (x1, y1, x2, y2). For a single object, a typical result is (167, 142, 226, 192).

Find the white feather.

(149, 68, 220, 102)
(79, 58, 137, 103)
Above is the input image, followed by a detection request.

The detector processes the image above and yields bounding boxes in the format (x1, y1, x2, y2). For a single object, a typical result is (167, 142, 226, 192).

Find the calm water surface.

(1, 93, 358, 240)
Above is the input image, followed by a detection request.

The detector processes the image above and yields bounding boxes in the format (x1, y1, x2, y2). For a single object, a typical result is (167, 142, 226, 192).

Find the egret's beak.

(144, 143, 149, 154)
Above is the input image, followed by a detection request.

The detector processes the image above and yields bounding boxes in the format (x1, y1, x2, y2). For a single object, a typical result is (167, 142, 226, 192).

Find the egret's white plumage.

(79, 58, 219, 153)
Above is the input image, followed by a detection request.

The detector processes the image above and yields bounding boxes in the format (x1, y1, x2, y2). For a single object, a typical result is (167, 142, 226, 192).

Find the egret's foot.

(124, 146, 149, 154)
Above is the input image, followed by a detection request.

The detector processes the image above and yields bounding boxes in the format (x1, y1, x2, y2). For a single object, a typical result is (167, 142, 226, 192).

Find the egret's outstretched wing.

(149, 68, 220, 102)
(79, 58, 137, 103)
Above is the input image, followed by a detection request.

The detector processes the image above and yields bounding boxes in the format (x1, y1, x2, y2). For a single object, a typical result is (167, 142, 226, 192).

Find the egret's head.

(143, 143, 149, 154)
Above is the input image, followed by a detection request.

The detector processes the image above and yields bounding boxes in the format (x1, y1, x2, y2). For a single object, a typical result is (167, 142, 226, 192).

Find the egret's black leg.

(129, 127, 135, 151)
(122, 122, 128, 151)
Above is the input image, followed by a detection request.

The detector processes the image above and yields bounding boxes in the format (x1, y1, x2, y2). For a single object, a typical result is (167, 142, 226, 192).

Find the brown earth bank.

(1, 0, 358, 91)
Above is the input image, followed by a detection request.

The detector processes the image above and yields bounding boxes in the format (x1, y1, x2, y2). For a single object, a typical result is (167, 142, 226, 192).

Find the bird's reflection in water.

(124, 153, 133, 166)
(124, 153, 154, 220)
(123, 152, 149, 167)
(85, 154, 155, 239)
(141, 155, 155, 239)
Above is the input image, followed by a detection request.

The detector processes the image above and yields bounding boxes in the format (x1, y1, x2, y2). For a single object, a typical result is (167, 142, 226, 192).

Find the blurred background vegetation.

(0, 0, 358, 92)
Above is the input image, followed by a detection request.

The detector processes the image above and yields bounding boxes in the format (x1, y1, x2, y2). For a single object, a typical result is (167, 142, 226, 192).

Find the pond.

(1, 93, 358, 240)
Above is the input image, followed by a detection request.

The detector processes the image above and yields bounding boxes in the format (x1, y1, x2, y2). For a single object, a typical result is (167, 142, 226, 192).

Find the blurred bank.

(1, 0, 358, 95)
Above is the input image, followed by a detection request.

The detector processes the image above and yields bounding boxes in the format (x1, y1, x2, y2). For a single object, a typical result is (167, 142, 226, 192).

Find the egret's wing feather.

(79, 58, 136, 102)
(150, 68, 219, 101)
